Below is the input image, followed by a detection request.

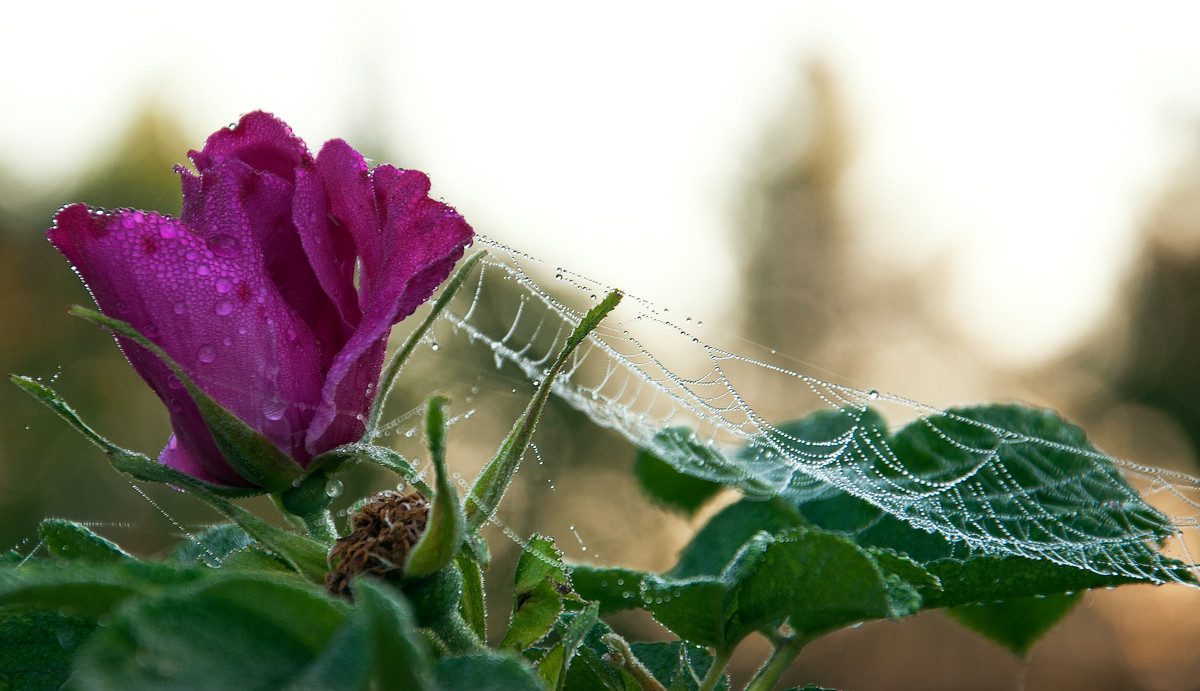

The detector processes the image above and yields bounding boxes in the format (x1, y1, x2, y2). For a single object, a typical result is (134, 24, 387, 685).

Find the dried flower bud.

(325, 490, 429, 597)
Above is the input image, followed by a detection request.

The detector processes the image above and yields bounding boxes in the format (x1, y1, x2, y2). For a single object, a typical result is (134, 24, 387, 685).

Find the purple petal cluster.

(49, 112, 473, 487)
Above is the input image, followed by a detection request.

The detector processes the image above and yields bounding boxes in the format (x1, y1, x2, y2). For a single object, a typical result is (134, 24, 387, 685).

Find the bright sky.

(6, 2, 1200, 366)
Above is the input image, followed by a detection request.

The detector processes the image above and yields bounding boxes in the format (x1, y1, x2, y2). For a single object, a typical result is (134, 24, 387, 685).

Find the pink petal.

(48, 204, 324, 481)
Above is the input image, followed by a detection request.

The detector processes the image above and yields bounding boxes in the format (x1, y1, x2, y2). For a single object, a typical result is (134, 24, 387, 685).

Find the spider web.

(423, 237, 1200, 584)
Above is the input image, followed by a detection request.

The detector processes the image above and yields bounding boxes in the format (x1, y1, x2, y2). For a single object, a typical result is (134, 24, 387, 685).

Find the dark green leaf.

(889, 404, 1173, 555)
(38, 519, 130, 564)
(923, 554, 1140, 609)
(634, 428, 726, 515)
(0, 610, 96, 691)
(669, 498, 804, 579)
(948, 591, 1081, 657)
(0, 560, 208, 619)
(628, 641, 729, 691)
(355, 579, 434, 688)
(71, 575, 347, 690)
(645, 528, 929, 649)
(167, 523, 253, 567)
(561, 620, 640, 691)
(435, 652, 546, 691)
(316, 442, 432, 495)
(569, 565, 648, 614)
(501, 535, 570, 653)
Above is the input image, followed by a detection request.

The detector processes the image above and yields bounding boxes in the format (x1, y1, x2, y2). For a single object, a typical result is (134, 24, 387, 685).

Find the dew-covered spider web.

(414, 237, 1200, 584)
(12, 235, 1200, 587)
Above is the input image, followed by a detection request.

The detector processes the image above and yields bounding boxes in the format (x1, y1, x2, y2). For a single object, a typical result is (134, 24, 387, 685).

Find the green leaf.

(289, 578, 434, 690)
(0, 560, 208, 619)
(501, 535, 571, 653)
(457, 553, 487, 642)
(888, 403, 1174, 556)
(167, 523, 254, 568)
(644, 528, 929, 650)
(466, 290, 622, 530)
(736, 407, 891, 499)
(71, 574, 347, 690)
(634, 428, 726, 515)
(534, 603, 600, 691)
(0, 610, 96, 691)
(734, 529, 924, 637)
(948, 592, 1081, 657)
(368, 250, 487, 436)
(85, 450, 329, 582)
(562, 622, 640, 691)
(669, 498, 805, 579)
(406, 395, 468, 579)
(38, 519, 131, 564)
(629, 641, 729, 691)
(569, 565, 648, 615)
(314, 442, 432, 496)
(9, 375, 258, 498)
(69, 307, 305, 493)
(435, 653, 546, 691)
(923, 554, 1141, 609)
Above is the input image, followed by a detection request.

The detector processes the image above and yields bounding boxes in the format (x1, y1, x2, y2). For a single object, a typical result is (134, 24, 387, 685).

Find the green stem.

(698, 647, 733, 691)
(600, 633, 666, 691)
(743, 634, 810, 691)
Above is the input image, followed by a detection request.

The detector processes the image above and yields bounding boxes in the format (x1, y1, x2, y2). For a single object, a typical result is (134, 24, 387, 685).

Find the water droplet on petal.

(142, 324, 159, 338)
(215, 278, 234, 294)
(196, 265, 210, 276)
(263, 399, 286, 421)
(172, 302, 186, 315)
(166, 374, 183, 389)
(208, 235, 238, 257)
(197, 345, 217, 363)
(214, 301, 233, 316)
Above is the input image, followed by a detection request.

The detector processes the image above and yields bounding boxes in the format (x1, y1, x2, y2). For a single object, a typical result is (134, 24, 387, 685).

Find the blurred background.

(6, 2, 1200, 689)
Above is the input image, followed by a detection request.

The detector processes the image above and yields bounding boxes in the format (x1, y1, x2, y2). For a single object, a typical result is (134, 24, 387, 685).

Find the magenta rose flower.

(48, 111, 473, 488)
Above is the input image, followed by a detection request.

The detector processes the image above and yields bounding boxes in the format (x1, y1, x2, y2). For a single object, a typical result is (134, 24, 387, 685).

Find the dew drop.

(171, 301, 186, 315)
(115, 301, 129, 314)
(325, 479, 344, 498)
(430, 342, 440, 351)
(222, 337, 233, 346)
(159, 224, 177, 239)
(142, 323, 159, 338)
(196, 265, 210, 276)
(197, 345, 217, 363)
(555, 273, 562, 280)
(215, 278, 234, 294)
(867, 389, 880, 400)
(263, 399, 287, 421)
(208, 235, 238, 257)
(214, 301, 233, 316)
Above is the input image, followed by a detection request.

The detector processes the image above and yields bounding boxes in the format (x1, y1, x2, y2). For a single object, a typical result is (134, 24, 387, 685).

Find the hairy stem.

(698, 647, 733, 691)
(743, 633, 810, 691)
